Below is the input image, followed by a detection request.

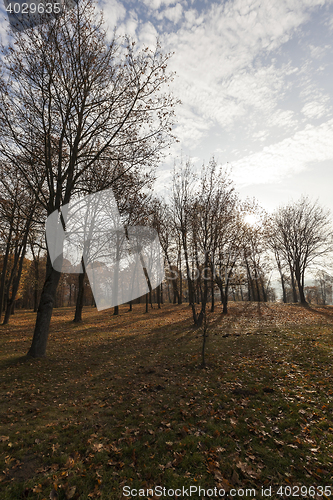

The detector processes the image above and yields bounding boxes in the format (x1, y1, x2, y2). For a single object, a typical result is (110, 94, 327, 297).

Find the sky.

(1, 0, 333, 214)
(101, 0, 333, 214)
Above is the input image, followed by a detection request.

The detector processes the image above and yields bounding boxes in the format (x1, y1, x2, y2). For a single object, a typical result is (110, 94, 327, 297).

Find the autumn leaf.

(65, 486, 76, 499)
(236, 461, 260, 479)
(49, 489, 58, 500)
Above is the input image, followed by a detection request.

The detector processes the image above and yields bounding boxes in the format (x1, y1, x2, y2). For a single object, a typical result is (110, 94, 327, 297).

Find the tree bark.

(73, 264, 85, 323)
(288, 259, 298, 302)
(210, 279, 215, 312)
(201, 312, 207, 368)
(157, 284, 161, 309)
(0, 233, 12, 319)
(295, 261, 307, 304)
(27, 254, 61, 357)
(222, 288, 228, 314)
(178, 257, 182, 304)
(279, 268, 286, 303)
(3, 242, 27, 325)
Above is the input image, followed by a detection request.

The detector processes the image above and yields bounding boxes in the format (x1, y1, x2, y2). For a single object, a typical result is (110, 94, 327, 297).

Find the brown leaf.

(236, 461, 259, 479)
(66, 486, 76, 499)
(172, 452, 185, 467)
(65, 456, 75, 468)
(49, 489, 58, 500)
(91, 443, 104, 453)
(231, 469, 239, 485)
(214, 472, 232, 491)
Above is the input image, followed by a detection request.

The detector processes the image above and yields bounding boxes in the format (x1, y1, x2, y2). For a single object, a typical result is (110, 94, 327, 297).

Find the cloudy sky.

(1, 0, 333, 214)
(100, 0, 333, 213)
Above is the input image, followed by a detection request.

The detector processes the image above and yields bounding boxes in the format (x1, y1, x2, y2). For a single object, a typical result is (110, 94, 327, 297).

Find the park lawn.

(0, 302, 333, 499)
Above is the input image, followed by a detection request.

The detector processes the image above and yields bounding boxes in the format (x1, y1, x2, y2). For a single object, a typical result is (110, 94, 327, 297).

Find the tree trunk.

(167, 279, 171, 303)
(245, 260, 255, 301)
(201, 312, 207, 368)
(219, 280, 229, 314)
(178, 258, 182, 304)
(210, 279, 215, 312)
(157, 284, 161, 309)
(288, 260, 298, 302)
(27, 254, 61, 358)
(295, 263, 307, 304)
(3, 242, 27, 325)
(299, 286, 306, 304)
(222, 292, 228, 314)
(73, 259, 85, 323)
(197, 257, 209, 327)
(254, 267, 261, 302)
(280, 271, 287, 303)
(275, 253, 287, 303)
(0, 234, 12, 319)
(182, 240, 198, 325)
(261, 277, 267, 302)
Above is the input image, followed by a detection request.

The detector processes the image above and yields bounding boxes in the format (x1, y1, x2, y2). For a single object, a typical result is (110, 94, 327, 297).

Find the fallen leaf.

(66, 486, 76, 499)
(50, 489, 58, 500)
(231, 469, 239, 485)
(236, 461, 259, 479)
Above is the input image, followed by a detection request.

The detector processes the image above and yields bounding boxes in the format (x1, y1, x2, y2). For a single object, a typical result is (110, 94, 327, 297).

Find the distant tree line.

(1, 156, 332, 324)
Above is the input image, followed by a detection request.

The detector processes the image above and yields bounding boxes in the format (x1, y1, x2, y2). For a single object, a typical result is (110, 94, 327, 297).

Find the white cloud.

(301, 100, 330, 119)
(138, 21, 159, 49)
(157, 4, 183, 23)
(141, 0, 176, 10)
(252, 130, 270, 142)
(230, 119, 333, 186)
(159, 0, 331, 148)
(173, 106, 213, 146)
(299, 82, 331, 120)
(99, 0, 127, 33)
(308, 43, 331, 59)
(119, 16, 139, 38)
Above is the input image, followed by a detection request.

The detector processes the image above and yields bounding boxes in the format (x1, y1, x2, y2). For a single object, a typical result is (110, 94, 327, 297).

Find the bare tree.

(0, 162, 39, 323)
(271, 197, 332, 304)
(214, 205, 243, 314)
(0, 0, 177, 356)
(194, 159, 236, 322)
(172, 160, 199, 323)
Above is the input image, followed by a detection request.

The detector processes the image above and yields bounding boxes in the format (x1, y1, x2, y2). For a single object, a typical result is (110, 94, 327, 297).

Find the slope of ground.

(0, 302, 333, 499)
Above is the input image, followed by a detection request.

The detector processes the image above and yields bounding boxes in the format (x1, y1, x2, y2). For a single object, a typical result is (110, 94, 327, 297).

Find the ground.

(0, 302, 333, 499)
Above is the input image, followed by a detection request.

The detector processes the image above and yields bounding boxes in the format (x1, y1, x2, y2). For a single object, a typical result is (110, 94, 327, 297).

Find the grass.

(0, 302, 333, 499)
